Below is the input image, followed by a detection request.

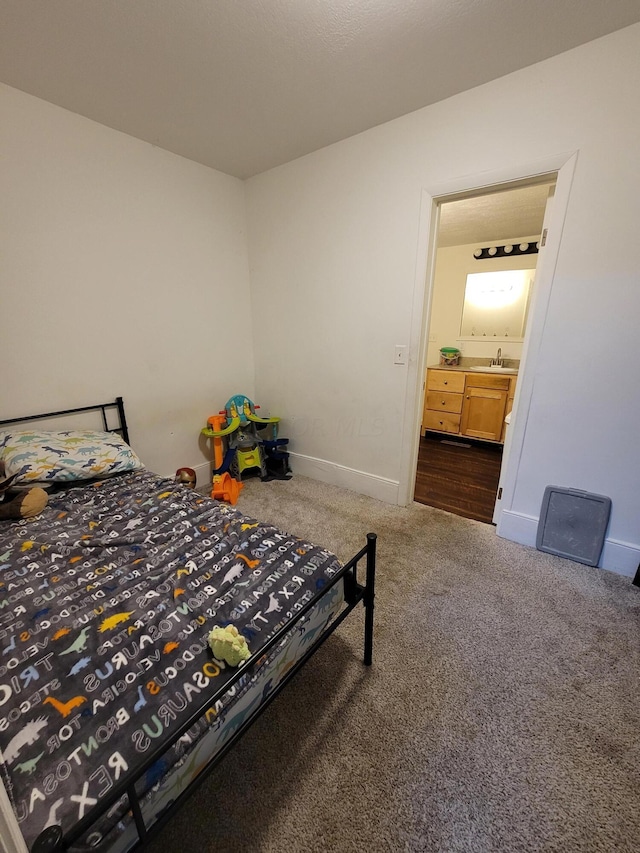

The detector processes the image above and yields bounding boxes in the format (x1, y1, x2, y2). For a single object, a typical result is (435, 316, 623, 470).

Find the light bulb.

(503, 244, 513, 254)
(473, 248, 482, 258)
(519, 243, 529, 252)
(488, 247, 497, 256)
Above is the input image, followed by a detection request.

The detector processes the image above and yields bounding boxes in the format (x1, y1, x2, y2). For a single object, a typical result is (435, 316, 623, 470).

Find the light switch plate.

(394, 345, 407, 365)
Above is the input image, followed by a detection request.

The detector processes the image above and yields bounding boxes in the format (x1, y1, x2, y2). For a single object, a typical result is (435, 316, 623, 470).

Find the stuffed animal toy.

(0, 471, 49, 521)
(208, 624, 251, 666)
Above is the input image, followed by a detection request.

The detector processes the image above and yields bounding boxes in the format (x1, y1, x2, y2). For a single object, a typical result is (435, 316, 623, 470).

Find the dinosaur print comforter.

(0, 469, 342, 850)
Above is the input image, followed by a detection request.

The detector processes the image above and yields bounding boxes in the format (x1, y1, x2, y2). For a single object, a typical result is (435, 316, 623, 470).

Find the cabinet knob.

(466, 395, 470, 399)
(443, 380, 448, 385)
(441, 400, 446, 405)
(439, 421, 443, 425)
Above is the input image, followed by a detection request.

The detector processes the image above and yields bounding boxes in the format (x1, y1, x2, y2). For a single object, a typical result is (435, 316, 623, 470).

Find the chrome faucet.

(491, 347, 503, 367)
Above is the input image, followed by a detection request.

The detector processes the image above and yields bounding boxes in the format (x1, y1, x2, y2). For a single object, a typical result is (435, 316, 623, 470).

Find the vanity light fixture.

(473, 241, 539, 260)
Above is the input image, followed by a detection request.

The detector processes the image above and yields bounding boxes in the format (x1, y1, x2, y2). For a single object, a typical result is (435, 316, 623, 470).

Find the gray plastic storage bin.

(536, 486, 611, 566)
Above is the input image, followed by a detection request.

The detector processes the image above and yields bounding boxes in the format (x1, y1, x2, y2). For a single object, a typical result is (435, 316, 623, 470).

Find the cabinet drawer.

(425, 390, 464, 414)
(427, 370, 466, 393)
(464, 373, 511, 391)
(423, 410, 461, 434)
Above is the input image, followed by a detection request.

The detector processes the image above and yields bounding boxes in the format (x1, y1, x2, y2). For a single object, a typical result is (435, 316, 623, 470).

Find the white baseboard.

(600, 538, 640, 578)
(190, 462, 211, 485)
(289, 452, 399, 504)
(496, 509, 538, 548)
(498, 509, 640, 578)
(170, 456, 400, 504)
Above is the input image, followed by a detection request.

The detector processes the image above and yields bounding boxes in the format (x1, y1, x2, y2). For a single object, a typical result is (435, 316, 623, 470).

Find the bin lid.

(440, 347, 460, 354)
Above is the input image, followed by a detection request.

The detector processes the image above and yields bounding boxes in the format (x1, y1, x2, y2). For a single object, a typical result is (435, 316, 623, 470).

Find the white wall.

(246, 24, 640, 574)
(0, 84, 254, 480)
(427, 235, 540, 367)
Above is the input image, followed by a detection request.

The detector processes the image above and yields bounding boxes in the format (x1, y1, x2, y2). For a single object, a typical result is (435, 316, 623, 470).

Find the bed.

(0, 398, 376, 853)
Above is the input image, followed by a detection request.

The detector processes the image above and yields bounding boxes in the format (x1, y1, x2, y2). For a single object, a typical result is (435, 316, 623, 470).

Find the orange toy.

(211, 472, 243, 505)
(207, 415, 230, 470)
(202, 414, 244, 505)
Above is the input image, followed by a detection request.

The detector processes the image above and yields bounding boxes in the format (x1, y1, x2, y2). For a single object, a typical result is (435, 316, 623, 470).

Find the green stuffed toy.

(0, 470, 49, 521)
(208, 625, 251, 667)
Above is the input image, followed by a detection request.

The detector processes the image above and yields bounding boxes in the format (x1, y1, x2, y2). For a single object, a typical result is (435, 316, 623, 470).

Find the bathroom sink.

(469, 365, 518, 374)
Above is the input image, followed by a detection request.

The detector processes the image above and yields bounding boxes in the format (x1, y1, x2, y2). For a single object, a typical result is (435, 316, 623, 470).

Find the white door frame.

(397, 151, 578, 511)
(492, 182, 556, 526)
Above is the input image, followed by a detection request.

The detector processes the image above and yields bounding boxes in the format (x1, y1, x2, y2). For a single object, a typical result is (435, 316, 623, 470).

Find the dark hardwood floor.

(414, 432, 503, 524)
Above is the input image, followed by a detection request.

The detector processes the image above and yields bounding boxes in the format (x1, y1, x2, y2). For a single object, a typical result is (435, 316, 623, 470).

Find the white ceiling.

(438, 182, 554, 248)
(1, 2, 639, 179)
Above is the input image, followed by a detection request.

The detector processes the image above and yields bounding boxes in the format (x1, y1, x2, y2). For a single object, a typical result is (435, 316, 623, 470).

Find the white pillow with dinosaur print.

(0, 429, 143, 483)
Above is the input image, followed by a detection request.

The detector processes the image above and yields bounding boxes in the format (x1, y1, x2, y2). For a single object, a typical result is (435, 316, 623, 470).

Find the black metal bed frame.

(0, 399, 376, 853)
(0, 397, 130, 446)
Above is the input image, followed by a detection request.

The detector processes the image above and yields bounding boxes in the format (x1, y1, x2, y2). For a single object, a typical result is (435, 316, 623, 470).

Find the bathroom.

(414, 179, 555, 523)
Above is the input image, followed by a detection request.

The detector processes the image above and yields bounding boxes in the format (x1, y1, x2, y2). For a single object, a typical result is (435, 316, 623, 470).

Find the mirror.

(459, 269, 535, 341)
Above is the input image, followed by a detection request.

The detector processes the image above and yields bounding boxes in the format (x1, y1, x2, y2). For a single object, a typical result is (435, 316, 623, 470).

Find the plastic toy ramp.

(201, 414, 241, 438)
(245, 402, 279, 426)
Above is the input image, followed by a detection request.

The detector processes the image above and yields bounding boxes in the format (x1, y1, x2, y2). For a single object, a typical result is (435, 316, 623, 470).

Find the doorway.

(413, 179, 556, 523)
(414, 434, 503, 522)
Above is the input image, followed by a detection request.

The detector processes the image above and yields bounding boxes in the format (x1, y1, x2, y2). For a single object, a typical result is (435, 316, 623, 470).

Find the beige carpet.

(147, 475, 640, 853)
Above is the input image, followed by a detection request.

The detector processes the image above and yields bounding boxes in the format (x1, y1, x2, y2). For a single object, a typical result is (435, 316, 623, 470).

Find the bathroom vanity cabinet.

(423, 368, 517, 443)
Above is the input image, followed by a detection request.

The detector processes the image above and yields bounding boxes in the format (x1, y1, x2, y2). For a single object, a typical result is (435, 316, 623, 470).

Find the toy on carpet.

(201, 395, 291, 505)
(208, 624, 251, 666)
(210, 470, 243, 505)
(0, 471, 49, 520)
(175, 467, 197, 488)
(202, 413, 244, 505)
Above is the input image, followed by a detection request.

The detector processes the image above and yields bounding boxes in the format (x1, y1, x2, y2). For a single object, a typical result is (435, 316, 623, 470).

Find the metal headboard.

(0, 396, 130, 444)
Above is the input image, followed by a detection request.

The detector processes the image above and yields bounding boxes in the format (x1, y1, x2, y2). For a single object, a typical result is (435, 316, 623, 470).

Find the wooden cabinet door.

(460, 387, 508, 441)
